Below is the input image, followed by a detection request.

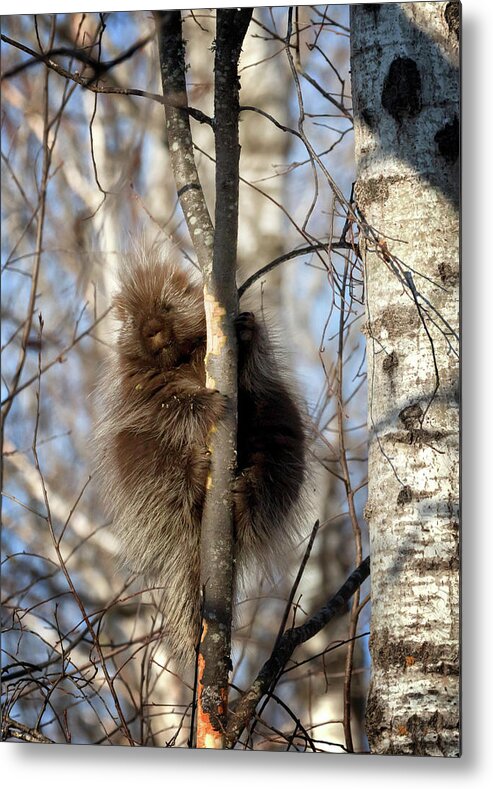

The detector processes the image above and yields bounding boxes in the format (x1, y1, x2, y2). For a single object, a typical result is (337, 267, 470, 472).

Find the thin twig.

(225, 556, 370, 748)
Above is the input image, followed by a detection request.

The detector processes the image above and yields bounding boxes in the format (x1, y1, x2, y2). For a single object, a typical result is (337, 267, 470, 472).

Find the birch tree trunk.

(350, 2, 460, 756)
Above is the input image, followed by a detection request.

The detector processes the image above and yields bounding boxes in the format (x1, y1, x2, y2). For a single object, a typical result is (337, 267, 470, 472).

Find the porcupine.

(94, 250, 307, 667)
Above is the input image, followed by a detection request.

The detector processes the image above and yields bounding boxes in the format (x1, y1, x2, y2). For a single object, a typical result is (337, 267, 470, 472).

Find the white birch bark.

(350, 2, 460, 756)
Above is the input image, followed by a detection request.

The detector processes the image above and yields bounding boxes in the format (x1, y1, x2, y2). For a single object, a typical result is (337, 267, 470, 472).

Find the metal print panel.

(1, 2, 460, 755)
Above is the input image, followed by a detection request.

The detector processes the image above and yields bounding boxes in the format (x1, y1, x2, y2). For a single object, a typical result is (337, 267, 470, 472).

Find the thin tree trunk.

(155, 8, 252, 749)
(154, 10, 214, 270)
(196, 8, 252, 749)
(350, 2, 460, 756)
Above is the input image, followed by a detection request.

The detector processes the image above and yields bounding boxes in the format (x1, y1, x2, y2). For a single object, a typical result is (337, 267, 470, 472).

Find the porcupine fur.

(94, 250, 308, 667)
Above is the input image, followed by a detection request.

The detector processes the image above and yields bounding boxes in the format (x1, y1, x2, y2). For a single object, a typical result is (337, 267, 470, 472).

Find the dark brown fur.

(95, 253, 307, 666)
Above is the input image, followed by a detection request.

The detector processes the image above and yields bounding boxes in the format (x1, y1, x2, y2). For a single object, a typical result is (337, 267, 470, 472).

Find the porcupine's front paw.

(195, 387, 229, 424)
(232, 465, 259, 505)
(234, 312, 257, 346)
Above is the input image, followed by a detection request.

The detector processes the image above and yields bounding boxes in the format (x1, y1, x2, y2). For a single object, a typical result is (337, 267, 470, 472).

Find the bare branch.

(1, 32, 213, 125)
(153, 10, 215, 272)
(1, 31, 154, 81)
(238, 241, 355, 298)
(225, 556, 370, 748)
(2, 715, 54, 743)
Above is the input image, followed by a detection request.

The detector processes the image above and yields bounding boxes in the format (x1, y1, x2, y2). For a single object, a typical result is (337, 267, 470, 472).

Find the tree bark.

(350, 2, 460, 756)
(154, 9, 252, 748)
(196, 8, 252, 749)
(154, 10, 214, 271)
